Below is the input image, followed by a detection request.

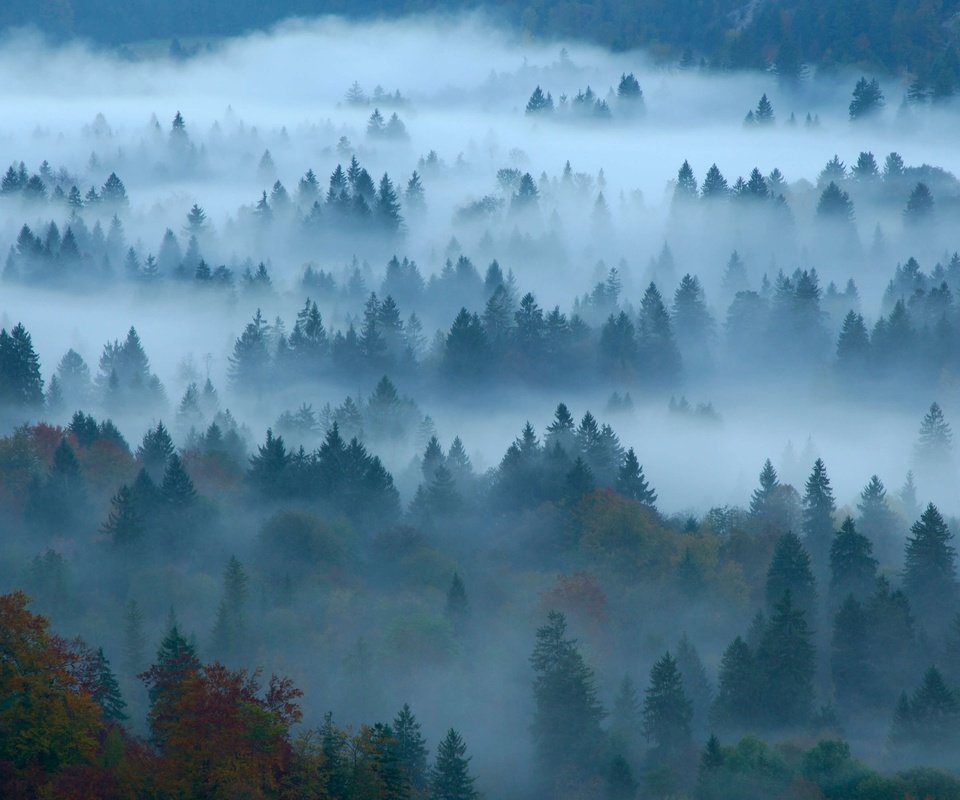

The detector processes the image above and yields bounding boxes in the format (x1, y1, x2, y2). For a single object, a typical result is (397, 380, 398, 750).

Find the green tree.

(530, 611, 606, 781)
(756, 591, 815, 728)
(430, 728, 478, 800)
(849, 77, 884, 119)
(765, 532, 817, 618)
(829, 517, 878, 608)
(643, 652, 693, 788)
(711, 636, 757, 733)
(526, 85, 554, 114)
(101, 485, 143, 547)
(903, 503, 959, 636)
(802, 457, 836, 579)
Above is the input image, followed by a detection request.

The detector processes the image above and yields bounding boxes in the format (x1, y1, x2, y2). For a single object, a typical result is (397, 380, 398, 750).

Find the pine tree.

(616, 448, 657, 507)
(160, 454, 196, 507)
(430, 728, 479, 800)
(674, 160, 698, 200)
(675, 633, 713, 740)
(904, 183, 934, 224)
(609, 675, 643, 763)
(142, 620, 201, 745)
(701, 164, 729, 198)
(754, 93, 774, 124)
(136, 421, 175, 479)
(765, 532, 817, 618)
(445, 572, 469, 632)
(915, 402, 953, 466)
(394, 704, 429, 798)
(530, 611, 605, 779)
(829, 517, 878, 608)
(90, 647, 127, 721)
(101, 485, 143, 547)
(123, 599, 147, 677)
(526, 86, 554, 114)
(375, 173, 403, 234)
(211, 555, 248, 660)
(756, 591, 815, 728)
(831, 594, 870, 714)
(904, 503, 959, 635)
(642, 652, 693, 763)
(849, 77, 884, 119)
(749, 459, 781, 529)
(802, 458, 836, 578)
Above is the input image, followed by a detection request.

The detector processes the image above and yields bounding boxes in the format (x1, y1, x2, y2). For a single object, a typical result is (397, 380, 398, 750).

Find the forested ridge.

(5, 0, 960, 91)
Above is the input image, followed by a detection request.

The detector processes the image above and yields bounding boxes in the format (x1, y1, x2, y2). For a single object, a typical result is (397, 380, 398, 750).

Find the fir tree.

(802, 458, 836, 578)
(765, 532, 817, 618)
(101, 485, 143, 547)
(904, 503, 959, 635)
(642, 652, 693, 764)
(829, 517, 878, 608)
(430, 729, 479, 800)
(530, 611, 606, 779)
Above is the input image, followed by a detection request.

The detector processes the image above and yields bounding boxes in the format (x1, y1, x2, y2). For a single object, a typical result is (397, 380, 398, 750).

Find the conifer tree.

(89, 647, 127, 722)
(123, 599, 147, 677)
(904, 503, 959, 635)
(609, 675, 642, 763)
(829, 517, 878, 608)
(675, 633, 713, 740)
(160, 454, 197, 507)
(756, 591, 815, 728)
(765, 532, 817, 618)
(616, 447, 657, 506)
(642, 652, 693, 763)
(430, 728, 479, 800)
(445, 572, 469, 631)
(394, 704, 429, 798)
(915, 402, 953, 466)
(101, 485, 143, 547)
(802, 458, 836, 578)
(530, 611, 605, 779)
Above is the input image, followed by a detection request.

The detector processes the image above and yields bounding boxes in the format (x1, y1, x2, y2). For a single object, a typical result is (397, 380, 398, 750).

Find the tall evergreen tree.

(756, 591, 815, 728)
(642, 652, 693, 771)
(829, 517, 878, 608)
(430, 728, 479, 800)
(903, 503, 959, 636)
(802, 458, 836, 579)
(765, 532, 817, 618)
(530, 611, 606, 781)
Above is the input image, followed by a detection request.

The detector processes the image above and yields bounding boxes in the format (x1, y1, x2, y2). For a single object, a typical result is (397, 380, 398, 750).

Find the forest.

(2, 14, 960, 800)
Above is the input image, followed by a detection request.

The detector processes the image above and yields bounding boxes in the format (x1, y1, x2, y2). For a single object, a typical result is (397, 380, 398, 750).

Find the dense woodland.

(3, 18, 960, 800)
(4, 0, 960, 95)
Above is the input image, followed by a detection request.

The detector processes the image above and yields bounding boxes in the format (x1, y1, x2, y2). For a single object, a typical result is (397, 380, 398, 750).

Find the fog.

(1, 12, 959, 800)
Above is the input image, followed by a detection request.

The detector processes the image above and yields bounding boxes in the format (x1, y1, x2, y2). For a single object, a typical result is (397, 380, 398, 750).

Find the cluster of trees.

(8, 0, 959, 97)
(0, 590, 480, 800)
(525, 73, 645, 119)
(2, 376, 960, 797)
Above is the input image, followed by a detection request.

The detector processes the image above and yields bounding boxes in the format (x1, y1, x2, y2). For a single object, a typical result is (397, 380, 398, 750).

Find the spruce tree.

(802, 458, 836, 579)
(90, 647, 127, 722)
(829, 517, 878, 608)
(756, 591, 815, 728)
(609, 675, 642, 763)
(642, 652, 693, 765)
(915, 402, 953, 466)
(101, 485, 144, 547)
(445, 572, 469, 631)
(430, 728, 479, 800)
(530, 611, 605, 779)
(393, 704, 429, 798)
(765, 532, 817, 618)
(675, 633, 713, 740)
(904, 503, 959, 635)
